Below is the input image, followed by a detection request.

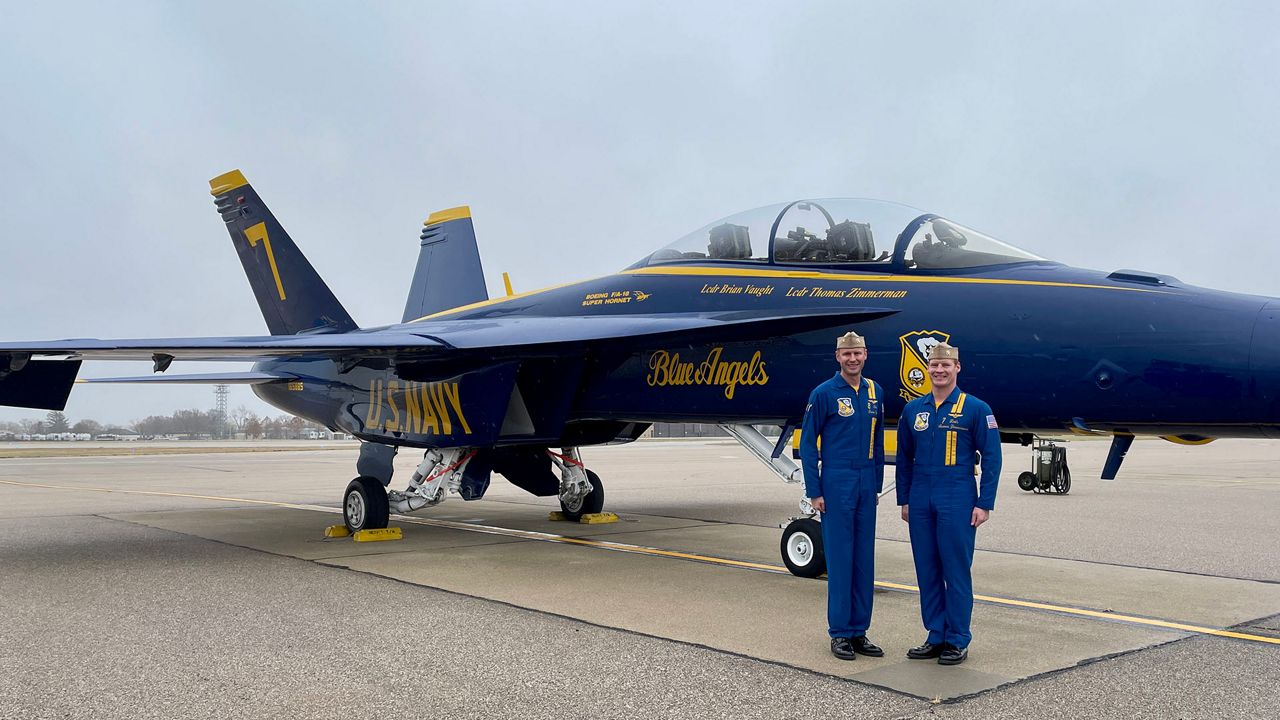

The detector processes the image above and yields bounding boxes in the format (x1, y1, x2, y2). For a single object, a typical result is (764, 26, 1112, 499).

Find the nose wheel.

(780, 517, 826, 578)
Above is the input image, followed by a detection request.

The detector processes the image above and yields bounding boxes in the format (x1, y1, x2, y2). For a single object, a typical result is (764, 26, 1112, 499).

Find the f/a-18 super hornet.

(3, 170, 1277, 575)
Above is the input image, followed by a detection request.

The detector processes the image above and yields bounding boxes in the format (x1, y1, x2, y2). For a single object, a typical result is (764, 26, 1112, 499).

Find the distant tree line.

(0, 407, 330, 440)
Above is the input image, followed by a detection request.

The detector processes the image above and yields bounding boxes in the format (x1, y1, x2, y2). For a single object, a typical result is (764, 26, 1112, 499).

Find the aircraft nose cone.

(1250, 300, 1280, 437)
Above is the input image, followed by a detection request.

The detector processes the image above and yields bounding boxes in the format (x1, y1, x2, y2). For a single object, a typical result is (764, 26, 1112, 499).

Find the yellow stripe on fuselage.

(621, 265, 1163, 292)
(408, 262, 1163, 323)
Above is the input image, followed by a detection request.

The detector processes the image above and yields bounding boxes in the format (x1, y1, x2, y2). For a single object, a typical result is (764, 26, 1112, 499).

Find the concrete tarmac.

(1, 438, 1277, 718)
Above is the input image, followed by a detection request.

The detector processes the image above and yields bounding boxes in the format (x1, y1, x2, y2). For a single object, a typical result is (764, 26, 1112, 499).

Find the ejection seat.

(826, 220, 876, 261)
(708, 223, 752, 259)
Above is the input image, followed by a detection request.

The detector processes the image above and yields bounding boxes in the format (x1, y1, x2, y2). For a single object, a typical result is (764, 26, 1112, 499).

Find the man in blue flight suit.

(896, 342, 1001, 665)
(800, 331, 886, 661)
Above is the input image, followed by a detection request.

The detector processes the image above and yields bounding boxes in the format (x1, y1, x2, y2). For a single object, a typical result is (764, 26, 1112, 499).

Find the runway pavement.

(1, 438, 1277, 718)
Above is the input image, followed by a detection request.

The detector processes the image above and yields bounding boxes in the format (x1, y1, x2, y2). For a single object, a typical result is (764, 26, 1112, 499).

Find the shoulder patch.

(986, 414, 998, 429)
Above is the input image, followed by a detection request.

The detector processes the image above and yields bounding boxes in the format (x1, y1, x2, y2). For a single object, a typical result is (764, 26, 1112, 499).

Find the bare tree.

(45, 411, 70, 433)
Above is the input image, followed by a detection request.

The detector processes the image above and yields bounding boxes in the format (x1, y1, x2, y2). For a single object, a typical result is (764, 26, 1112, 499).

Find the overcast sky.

(2, 1, 1277, 425)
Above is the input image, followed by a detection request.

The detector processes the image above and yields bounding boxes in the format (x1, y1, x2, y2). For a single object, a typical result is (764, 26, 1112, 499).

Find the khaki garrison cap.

(928, 342, 960, 361)
(836, 331, 866, 350)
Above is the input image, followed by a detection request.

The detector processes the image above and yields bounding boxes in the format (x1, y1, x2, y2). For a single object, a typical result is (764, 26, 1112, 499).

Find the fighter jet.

(2, 171, 1276, 576)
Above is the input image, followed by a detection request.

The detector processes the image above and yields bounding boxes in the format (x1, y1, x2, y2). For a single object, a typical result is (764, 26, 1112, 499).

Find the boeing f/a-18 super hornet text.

(4, 170, 1278, 576)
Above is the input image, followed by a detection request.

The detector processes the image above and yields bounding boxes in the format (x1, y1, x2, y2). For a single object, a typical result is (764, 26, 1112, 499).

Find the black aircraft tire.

(1017, 471, 1037, 492)
(1055, 465, 1072, 495)
(559, 469, 604, 521)
(781, 518, 826, 578)
(344, 476, 390, 532)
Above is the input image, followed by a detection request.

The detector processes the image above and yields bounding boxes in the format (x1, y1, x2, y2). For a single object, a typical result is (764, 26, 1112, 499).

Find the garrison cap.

(928, 342, 960, 361)
(835, 331, 866, 350)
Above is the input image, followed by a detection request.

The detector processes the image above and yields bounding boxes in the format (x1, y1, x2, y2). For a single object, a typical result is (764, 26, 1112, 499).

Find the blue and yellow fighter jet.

(3, 170, 1278, 575)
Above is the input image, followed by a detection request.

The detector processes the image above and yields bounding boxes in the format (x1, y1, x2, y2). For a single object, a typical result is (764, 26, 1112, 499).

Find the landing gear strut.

(387, 448, 478, 514)
(548, 448, 604, 521)
(719, 424, 830, 577)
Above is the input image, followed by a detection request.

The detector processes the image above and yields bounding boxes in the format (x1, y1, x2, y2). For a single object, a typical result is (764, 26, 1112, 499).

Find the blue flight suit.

(895, 386, 1001, 649)
(800, 373, 885, 639)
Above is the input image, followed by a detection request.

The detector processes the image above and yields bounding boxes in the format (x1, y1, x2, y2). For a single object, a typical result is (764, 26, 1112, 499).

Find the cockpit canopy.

(630, 199, 1045, 270)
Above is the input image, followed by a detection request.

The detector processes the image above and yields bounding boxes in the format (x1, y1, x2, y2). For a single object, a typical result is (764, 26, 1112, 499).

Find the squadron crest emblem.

(899, 330, 951, 401)
(914, 412, 930, 431)
(837, 397, 854, 417)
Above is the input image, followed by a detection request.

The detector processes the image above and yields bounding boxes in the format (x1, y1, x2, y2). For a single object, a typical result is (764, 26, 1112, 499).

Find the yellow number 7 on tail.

(244, 222, 286, 301)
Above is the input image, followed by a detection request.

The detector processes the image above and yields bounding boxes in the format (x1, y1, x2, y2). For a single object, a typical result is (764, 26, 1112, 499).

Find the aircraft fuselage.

(253, 260, 1280, 448)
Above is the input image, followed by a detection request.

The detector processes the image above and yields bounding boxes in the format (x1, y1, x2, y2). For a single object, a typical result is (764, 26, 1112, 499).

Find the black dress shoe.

(830, 637, 856, 661)
(850, 636, 884, 657)
(906, 641, 944, 659)
(938, 645, 968, 665)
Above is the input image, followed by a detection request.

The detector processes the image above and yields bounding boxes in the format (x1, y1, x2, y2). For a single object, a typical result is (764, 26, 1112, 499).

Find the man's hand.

(900, 504, 909, 522)
(810, 497, 825, 513)
(971, 507, 990, 528)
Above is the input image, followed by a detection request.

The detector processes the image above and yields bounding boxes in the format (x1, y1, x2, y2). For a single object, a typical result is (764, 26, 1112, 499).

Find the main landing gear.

(547, 448, 604, 521)
(343, 476, 390, 532)
(340, 442, 607, 532)
(1016, 438, 1071, 495)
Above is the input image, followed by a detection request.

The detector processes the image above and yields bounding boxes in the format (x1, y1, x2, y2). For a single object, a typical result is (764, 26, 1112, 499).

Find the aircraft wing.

(0, 333, 445, 362)
(79, 371, 294, 385)
(0, 307, 895, 410)
(0, 307, 897, 362)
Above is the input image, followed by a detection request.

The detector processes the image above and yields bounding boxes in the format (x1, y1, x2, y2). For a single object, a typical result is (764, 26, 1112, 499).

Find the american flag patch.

(987, 415, 999, 429)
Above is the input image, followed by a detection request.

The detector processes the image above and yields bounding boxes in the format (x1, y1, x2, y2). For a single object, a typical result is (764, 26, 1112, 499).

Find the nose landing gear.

(781, 512, 825, 578)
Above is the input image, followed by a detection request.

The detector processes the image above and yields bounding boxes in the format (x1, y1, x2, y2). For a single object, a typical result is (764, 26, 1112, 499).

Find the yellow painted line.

(2, 478, 1276, 646)
(0, 478, 321, 509)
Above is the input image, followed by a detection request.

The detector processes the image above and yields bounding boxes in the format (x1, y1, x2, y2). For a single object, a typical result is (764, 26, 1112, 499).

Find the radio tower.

(214, 384, 230, 439)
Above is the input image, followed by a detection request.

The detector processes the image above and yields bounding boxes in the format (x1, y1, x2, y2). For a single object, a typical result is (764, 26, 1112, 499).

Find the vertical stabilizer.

(210, 170, 358, 335)
(402, 206, 489, 322)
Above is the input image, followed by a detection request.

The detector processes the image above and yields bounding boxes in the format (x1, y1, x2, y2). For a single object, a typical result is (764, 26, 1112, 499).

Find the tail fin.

(401, 206, 489, 322)
(210, 170, 358, 335)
